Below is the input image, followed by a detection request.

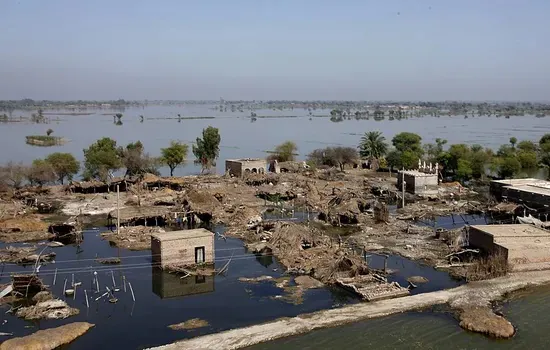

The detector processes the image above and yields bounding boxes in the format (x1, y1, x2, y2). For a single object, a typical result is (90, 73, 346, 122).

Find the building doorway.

(195, 246, 205, 264)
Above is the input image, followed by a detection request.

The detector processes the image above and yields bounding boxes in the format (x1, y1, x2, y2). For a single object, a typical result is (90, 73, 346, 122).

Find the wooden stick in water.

(84, 289, 89, 308)
(111, 270, 116, 287)
(128, 282, 135, 302)
(53, 268, 58, 285)
(123, 275, 127, 292)
(63, 278, 67, 295)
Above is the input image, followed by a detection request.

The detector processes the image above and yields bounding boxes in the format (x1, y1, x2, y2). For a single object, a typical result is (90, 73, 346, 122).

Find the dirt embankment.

(148, 270, 550, 350)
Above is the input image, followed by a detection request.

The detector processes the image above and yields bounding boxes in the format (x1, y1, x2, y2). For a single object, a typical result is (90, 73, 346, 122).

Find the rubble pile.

(101, 225, 165, 250)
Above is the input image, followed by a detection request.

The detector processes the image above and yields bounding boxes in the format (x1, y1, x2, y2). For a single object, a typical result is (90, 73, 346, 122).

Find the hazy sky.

(1, 0, 549, 101)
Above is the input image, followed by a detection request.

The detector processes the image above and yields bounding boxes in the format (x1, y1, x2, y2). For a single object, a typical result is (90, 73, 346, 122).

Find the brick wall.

(157, 235, 214, 268)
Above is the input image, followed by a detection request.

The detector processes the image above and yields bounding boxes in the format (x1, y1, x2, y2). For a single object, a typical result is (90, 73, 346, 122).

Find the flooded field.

(0, 221, 462, 349)
(1, 104, 550, 176)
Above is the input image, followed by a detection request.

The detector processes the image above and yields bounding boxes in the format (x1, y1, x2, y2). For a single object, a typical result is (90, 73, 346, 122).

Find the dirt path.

(148, 270, 550, 350)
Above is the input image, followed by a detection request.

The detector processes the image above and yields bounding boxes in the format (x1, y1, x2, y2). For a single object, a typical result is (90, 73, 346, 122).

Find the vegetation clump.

(192, 126, 221, 173)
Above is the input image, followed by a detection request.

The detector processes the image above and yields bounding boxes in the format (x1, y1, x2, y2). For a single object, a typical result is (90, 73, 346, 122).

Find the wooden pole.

(84, 289, 89, 308)
(53, 268, 58, 285)
(116, 184, 120, 235)
(129, 282, 135, 302)
(401, 168, 405, 208)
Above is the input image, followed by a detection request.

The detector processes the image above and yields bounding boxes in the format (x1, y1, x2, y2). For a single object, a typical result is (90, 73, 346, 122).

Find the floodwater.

(1, 104, 550, 177)
(0, 224, 459, 349)
(249, 286, 550, 350)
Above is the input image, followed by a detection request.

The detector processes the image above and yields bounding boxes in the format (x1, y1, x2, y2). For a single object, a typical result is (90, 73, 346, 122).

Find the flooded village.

(1, 101, 550, 349)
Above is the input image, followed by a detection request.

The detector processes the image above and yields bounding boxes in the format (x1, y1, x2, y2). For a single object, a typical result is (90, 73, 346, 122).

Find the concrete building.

(469, 224, 550, 266)
(151, 229, 214, 269)
(225, 158, 266, 177)
(397, 170, 438, 195)
(490, 178, 550, 208)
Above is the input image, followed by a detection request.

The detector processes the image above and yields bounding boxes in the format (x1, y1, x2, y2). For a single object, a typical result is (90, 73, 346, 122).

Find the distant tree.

(509, 137, 517, 148)
(119, 141, 159, 177)
(448, 144, 470, 173)
(46, 128, 53, 136)
(517, 149, 538, 169)
(329, 146, 359, 171)
(269, 141, 298, 162)
(83, 137, 122, 181)
(307, 147, 358, 171)
(517, 140, 537, 152)
(192, 126, 221, 173)
(161, 141, 189, 176)
(386, 149, 402, 170)
(27, 159, 56, 186)
(456, 159, 473, 182)
(494, 156, 521, 178)
(45, 153, 80, 184)
(470, 145, 493, 178)
(0, 162, 28, 189)
(392, 132, 423, 154)
(540, 134, 550, 174)
(497, 144, 515, 158)
(359, 131, 388, 160)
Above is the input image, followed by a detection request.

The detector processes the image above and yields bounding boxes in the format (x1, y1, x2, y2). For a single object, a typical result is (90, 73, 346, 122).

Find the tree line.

(267, 132, 550, 181)
(0, 126, 221, 189)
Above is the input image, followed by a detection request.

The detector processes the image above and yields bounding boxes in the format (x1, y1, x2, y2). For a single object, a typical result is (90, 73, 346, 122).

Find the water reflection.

(151, 267, 215, 299)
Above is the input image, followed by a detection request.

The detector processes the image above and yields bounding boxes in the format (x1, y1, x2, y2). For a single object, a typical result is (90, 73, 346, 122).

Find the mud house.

(468, 224, 550, 268)
(490, 178, 550, 209)
(397, 170, 438, 195)
(151, 229, 215, 269)
(225, 158, 266, 177)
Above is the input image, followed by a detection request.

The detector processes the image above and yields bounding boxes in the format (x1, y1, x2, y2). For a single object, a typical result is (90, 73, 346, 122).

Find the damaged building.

(468, 224, 550, 269)
(225, 158, 267, 177)
(490, 178, 550, 209)
(397, 170, 438, 195)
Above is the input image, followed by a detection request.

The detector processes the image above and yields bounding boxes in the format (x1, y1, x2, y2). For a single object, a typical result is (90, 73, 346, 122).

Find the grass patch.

(25, 135, 65, 147)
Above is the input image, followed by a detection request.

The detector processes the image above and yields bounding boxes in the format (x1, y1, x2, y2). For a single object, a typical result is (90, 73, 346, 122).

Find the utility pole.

(401, 168, 405, 208)
(116, 184, 120, 235)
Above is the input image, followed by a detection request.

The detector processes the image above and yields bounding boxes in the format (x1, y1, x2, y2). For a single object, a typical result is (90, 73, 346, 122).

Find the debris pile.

(16, 299, 79, 320)
(168, 318, 209, 330)
(0, 246, 55, 264)
(101, 225, 165, 250)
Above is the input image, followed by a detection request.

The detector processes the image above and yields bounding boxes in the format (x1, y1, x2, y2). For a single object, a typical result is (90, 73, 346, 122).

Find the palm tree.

(359, 131, 388, 160)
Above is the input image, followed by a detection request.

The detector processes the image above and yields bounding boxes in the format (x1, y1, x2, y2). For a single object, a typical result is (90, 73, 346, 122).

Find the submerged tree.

(46, 128, 54, 136)
(192, 126, 221, 173)
(83, 137, 122, 181)
(45, 152, 80, 184)
(358, 131, 388, 160)
(161, 141, 188, 176)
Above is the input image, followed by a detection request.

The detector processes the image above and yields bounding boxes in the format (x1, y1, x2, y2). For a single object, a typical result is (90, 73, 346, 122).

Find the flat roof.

(151, 228, 213, 241)
(226, 158, 264, 162)
(505, 183, 550, 197)
(491, 178, 540, 186)
(398, 170, 437, 177)
(471, 224, 550, 264)
(471, 224, 550, 238)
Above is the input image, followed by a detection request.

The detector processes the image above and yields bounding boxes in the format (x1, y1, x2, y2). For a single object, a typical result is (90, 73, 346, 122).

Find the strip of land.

(148, 270, 550, 350)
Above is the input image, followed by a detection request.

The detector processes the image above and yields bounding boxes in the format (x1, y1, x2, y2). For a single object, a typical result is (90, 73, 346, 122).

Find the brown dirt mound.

(459, 306, 515, 338)
(0, 322, 94, 350)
